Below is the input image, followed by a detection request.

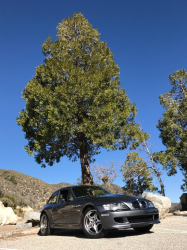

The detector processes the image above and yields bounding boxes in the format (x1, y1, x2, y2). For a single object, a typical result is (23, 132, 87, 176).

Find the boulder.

(16, 222, 32, 229)
(23, 211, 41, 226)
(0, 201, 18, 225)
(16, 206, 33, 212)
(174, 211, 187, 216)
(142, 192, 171, 219)
(180, 193, 187, 210)
(170, 202, 182, 213)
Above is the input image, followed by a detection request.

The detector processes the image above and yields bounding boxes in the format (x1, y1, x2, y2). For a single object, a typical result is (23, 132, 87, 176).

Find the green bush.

(14, 207, 24, 217)
(0, 193, 17, 209)
(2, 171, 17, 185)
(0, 197, 15, 208)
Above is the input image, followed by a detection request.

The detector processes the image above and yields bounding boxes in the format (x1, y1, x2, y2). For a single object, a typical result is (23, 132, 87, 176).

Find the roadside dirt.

(0, 224, 40, 239)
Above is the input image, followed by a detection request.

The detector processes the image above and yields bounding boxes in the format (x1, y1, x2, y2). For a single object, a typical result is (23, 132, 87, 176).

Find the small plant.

(0, 197, 16, 209)
(2, 171, 17, 185)
(14, 207, 24, 217)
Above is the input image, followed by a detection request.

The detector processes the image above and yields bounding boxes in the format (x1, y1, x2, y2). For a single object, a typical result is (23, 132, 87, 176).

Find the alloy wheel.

(40, 214, 48, 235)
(84, 209, 102, 235)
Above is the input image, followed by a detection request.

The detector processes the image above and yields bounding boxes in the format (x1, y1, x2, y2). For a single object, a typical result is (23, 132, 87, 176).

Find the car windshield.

(72, 186, 110, 198)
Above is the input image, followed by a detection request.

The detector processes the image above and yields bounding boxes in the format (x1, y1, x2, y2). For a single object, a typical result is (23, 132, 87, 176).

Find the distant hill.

(0, 169, 72, 209)
(0, 169, 124, 209)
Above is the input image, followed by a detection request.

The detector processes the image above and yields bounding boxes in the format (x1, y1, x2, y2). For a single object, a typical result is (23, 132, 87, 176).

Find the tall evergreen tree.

(121, 152, 157, 196)
(17, 13, 146, 185)
(157, 69, 187, 190)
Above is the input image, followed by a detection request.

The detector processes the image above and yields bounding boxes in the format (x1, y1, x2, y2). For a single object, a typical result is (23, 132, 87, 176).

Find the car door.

(70, 198, 85, 225)
(51, 189, 75, 227)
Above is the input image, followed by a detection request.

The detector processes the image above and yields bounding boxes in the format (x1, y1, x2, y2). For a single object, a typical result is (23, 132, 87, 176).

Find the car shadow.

(105, 229, 153, 238)
(38, 228, 153, 239)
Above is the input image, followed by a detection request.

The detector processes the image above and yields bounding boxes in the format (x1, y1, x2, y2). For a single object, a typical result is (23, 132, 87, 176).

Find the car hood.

(85, 194, 147, 205)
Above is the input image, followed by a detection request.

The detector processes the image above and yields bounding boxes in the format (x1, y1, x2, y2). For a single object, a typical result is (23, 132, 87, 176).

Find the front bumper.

(97, 207, 160, 230)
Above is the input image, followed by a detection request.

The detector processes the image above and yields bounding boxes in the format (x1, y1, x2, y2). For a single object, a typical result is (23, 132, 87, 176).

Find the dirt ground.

(0, 224, 40, 239)
(0, 216, 187, 250)
(0, 224, 17, 234)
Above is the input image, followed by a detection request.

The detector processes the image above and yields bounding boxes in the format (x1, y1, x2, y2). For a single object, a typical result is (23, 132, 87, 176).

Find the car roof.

(52, 185, 99, 194)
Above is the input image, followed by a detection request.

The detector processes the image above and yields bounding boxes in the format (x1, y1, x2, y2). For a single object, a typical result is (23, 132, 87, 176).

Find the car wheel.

(133, 224, 153, 233)
(40, 213, 53, 236)
(82, 208, 108, 238)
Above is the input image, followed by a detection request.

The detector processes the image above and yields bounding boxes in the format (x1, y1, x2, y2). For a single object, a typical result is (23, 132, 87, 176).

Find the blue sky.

(1, 0, 187, 202)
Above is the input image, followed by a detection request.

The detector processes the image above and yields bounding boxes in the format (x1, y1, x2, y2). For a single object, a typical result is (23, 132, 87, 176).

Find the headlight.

(147, 201, 155, 208)
(102, 203, 129, 211)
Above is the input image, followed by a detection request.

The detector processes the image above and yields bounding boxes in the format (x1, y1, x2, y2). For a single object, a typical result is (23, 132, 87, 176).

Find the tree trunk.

(138, 176, 143, 195)
(142, 140, 166, 196)
(154, 171, 165, 196)
(149, 154, 165, 196)
(149, 157, 165, 196)
(80, 138, 93, 185)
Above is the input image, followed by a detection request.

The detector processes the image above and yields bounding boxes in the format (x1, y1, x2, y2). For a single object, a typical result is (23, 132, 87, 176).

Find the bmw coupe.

(40, 185, 160, 238)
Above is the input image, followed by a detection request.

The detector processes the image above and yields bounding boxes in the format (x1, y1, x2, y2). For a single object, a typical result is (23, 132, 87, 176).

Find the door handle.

(72, 205, 82, 208)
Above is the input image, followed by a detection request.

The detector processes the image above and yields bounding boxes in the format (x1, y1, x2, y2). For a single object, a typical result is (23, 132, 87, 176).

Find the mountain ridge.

(0, 169, 124, 209)
(0, 169, 72, 209)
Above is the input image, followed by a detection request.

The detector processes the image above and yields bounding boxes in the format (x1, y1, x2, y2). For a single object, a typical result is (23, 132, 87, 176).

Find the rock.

(142, 192, 171, 219)
(23, 211, 41, 226)
(16, 206, 33, 212)
(174, 211, 187, 216)
(180, 193, 187, 210)
(0, 201, 18, 225)
(22, 206, 33, 212)
(16, 222, 32, 229)
(170, 203, 182, 213)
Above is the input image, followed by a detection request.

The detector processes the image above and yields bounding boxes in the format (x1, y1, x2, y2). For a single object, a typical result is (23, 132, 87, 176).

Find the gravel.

(0, 216, 187, 250)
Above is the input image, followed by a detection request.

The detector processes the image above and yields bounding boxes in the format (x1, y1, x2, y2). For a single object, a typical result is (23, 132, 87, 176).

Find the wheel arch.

(80, 203, 97, 225)
(82, 203, 96, 215)
(40, 210, 48, 219)
(40, 210, 53, 225)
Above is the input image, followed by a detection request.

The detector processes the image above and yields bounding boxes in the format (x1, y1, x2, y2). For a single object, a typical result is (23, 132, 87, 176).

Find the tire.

(40, 213, 53, 236)
(133, 224, 153, 233)
(82, 208, 108, 238)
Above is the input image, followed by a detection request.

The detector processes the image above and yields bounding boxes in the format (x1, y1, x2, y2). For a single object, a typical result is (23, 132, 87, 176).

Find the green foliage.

(153, 151, 178, 176)
(2, 171, 17, 185)
(0, 193, 16, 209)
(0, 197, 15, 208)
(16, 198, 28, 207)
(121, 152, 158, 196)
(157, 69, 187, 190)
(17, 13, 147, 184)
(0, 192, 24, 216)
(14, 207, 24, 217)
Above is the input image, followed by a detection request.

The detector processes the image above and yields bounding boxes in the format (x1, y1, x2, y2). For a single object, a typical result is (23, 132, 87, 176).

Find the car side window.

(59, 190, 74, 203)
(67, 191, 74, 202)
(48, 192, 58, 204)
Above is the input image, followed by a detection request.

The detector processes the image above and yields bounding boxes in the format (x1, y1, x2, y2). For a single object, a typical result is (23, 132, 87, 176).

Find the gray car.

(40, 185, 160, 238)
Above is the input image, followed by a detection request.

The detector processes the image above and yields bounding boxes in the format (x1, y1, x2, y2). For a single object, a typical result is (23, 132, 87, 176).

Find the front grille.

(132, 200, 147, 209)
(140, 201, 147, 208)
(128, 215, 153, 224)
